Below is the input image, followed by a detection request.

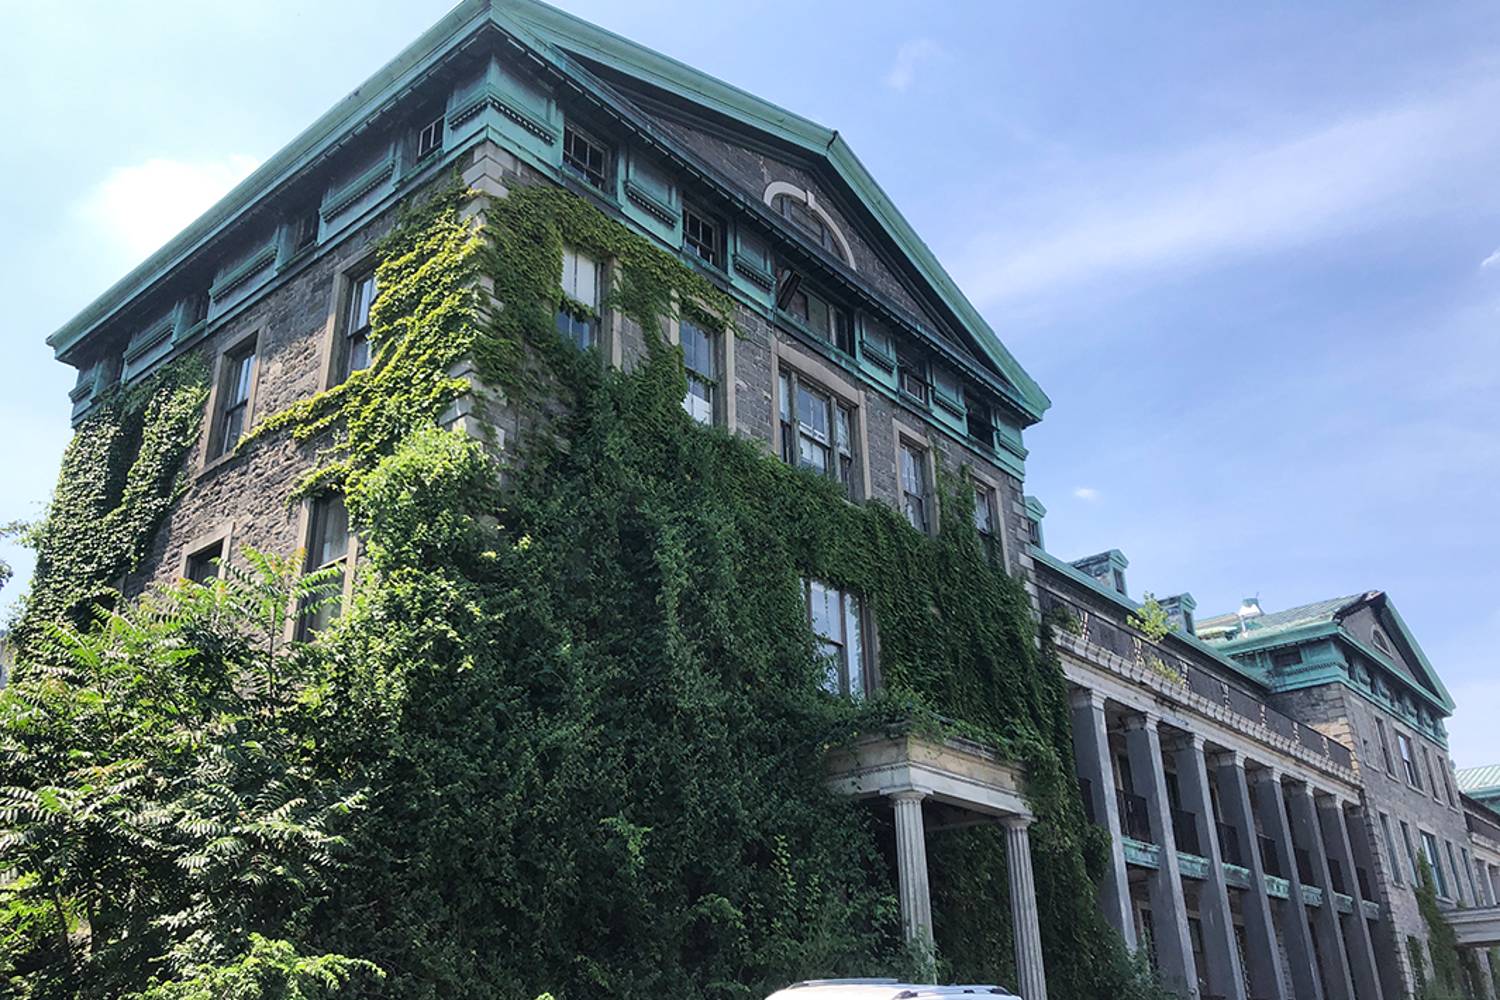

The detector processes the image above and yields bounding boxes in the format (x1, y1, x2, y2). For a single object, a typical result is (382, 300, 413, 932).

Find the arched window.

(763, 182, 855, 269)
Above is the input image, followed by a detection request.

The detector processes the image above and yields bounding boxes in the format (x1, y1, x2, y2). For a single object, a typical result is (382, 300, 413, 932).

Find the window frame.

(898, 437, 932, 534)
(972, 479, 1000, 566)
(205, 335, 258, 464)
(779, 367, 859, 499)
(179, 523, 233, 585)
(298, 494, 353, 640)
(562, 123, 611, 191)
(803, 578, 871, 699)
(340, 267, 376, 382)
(682, 204, 723, 269)
(779, 272, 854, 355)
(679, 316, 720, 426)
(1375, 718, 1396, 776)
(1400, 821, 1420, 885)
(1397, 731, 1421, 788)
(557, 246, 603, 351)
(1420, 830, 1449, 898)
(1379, 812, 1403, 887)
(415, 114, 444, 161)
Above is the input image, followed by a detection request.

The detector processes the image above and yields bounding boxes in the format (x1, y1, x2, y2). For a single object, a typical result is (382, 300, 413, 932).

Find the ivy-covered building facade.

(31, 2, 1500, 998)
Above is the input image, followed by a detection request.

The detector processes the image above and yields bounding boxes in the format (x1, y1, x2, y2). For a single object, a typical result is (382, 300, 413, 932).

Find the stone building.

(37, 2, 1500, 999)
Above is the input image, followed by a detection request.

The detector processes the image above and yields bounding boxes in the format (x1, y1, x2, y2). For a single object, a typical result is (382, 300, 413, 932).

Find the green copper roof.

(48, 0, 1049, 422)
(1196, 594, 1363, 637)
(1457, 766, 1500, 796)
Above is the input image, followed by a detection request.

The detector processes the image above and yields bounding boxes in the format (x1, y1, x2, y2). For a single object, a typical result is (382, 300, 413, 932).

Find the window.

(562, 125, 609, 190)
(1112, 569, 1127, 595)
(1400, 822, 1420, 885)
(301, 495, 350, 637)
(784, 280, 853, 354)
(184, 289, 210, 329)
(341, 270, 376, 380)
(1446, 842, 1467, 903)
(1422, 746, 1441, 802)
(804, 579, 867, 698)
(1380, 813, 1403, 886)
(680, 319, 717, 425)
(415, 115, 444, 160)
(900, 441, 930, 533)
(212, 339, 256, 458)
(779, 370, 857, 499)
(184, 539, 224, 585)
(1375, 718, 1396, 776)
(973, 482, 999, 565)
(682, 205, 721, 268)
(1463, 848, 1481, 903)
(1027, 517, 1042, 546)
(1420, 831, 1448, 897)
(1372, 627, 1392, 655)
(966, 399, 994, 449)
(290, 208, 320, 256)
(773, 192, 846, 262)
(557, 248, 601, 349)
(1397, 732, 1421, 788)
(897, 347, 928, 403)
(931, 364, 961, 405)
(1270, 648, 1302, 669)
(862, 316, 894, 361)
(1443, 763, 1457, 808)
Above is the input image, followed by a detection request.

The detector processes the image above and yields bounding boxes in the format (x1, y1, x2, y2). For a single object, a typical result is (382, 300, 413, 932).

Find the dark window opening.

(682, 206, 721, 267)
(563, 125, 610, 190)
(784, 281, 853, 354)
(1270, 648, 1302, 669)
(291, 208, 320, 255)
(341, 271, 376, 380)
(185, 540, 224, 585)
(900, 441, 930, 533)
(773, 192, 845, 262)
(300, 495, 350, 638)
(897, 347, 928, 403)
(680, 319, 717, 425)
(966, 399, 994, 447)
(779, 369, 857, 500)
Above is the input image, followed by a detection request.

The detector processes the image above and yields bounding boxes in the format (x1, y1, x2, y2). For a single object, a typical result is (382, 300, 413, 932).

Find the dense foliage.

(2, 182, 1153, 999)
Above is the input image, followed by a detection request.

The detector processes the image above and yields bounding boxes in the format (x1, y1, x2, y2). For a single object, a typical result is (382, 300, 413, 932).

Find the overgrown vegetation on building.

(0, 184, 1156, 1000)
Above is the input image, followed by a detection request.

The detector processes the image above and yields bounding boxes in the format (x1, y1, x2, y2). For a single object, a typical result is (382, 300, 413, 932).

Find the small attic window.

(1372, 627, 1392, 655)
(416, 115, 444, 160)
(563, 124, 610, 190)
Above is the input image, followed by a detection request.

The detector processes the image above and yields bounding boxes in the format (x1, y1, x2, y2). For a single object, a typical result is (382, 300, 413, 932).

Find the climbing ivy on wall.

(7, 179, 1159, 1000)
(11, 358, 207, 658)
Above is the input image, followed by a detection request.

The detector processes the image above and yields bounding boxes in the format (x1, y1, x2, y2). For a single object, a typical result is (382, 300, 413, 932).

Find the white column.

(1069, 688, 1136, 949)
(1005, 816, 1049, 1000)
(892, 790, 933, 948)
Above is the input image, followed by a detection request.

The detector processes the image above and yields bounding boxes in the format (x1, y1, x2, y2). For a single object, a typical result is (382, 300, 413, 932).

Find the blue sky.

(3, 2, 1498, 762)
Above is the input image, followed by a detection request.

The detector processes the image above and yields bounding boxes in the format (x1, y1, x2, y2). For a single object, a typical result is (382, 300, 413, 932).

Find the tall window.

(966, 400, 994, 449)
(682, 206, 721, 267)
(184, 539, 224, 585)
(680, 319, 718, 425)
(1375, 718, 1396, 775)
(1442, 759, 1457, 807)
(557, 248, 600, 349)
(862, 316, 894, 361)
(1397, 732, 1420, 788)
(1422, 746, 1441, 802)
(290, 208, 320, 256)
(1400, 822, 1420, 885)
(212, 339, 256, 458)
(301, 495, 350, 637)
(1379, 813, 1403, 886)
(784, 282, 853, 354)
(342, 270, 376, 380)
(1446, 842, 1467, 903)
(973, 482, 998, 565)
(804, 579, 866, 698)
(900, 441, 930, 533)
(779, 370, 856, 499)
(1463, 848, 1481, 903)
(562, 125, 609, 190)
(1420, 831, 1449, 897)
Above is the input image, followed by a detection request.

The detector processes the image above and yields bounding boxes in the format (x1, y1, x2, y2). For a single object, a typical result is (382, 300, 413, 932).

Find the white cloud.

(74, 155, 260, 265)
(955, 78, 1500, 306)
(1482, 248, 1500, 270)
(885, 38, 944, 92)
(1073, 487, 1101, 501)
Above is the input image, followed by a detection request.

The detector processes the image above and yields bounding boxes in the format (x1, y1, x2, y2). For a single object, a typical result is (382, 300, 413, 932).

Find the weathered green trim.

(123, 322, 173, 364)
(1361, 899, 1381, 920)
(1177, 852, 1210, 880)
(1333, 892, 1354, 915)
(1122, 837, 1160, 869)
(1301, 884, 1324, 907)
(1265, 874, 1290, 899)
(1224, 863, 1253, 889)
(1383, 600, 1455, 710)
(209, 243, 278, 299)
(622, 177, 677, 225)
(321, 156, 397, 222)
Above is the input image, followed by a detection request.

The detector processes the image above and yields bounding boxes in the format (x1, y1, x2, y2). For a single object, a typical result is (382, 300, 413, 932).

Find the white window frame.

(558, 247, 602, 350)
(804, 578, 870, 699)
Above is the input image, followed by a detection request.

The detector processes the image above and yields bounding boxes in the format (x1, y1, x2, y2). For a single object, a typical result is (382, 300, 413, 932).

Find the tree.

(0, 552, 366, 998)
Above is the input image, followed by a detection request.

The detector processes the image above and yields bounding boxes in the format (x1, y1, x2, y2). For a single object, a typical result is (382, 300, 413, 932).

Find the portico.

(826, 732, 1048, 1000)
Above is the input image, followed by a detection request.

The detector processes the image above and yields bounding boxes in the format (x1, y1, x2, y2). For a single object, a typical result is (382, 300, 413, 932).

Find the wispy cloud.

(885, 38, 944, 92)
(1482, 248, 1500, 270)
(1073, 487, 1101, 501)
(955, 78, 1500, 306)
(73, 155, 260, 265)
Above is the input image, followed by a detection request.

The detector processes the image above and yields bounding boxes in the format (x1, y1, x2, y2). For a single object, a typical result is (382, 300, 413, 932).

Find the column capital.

(1122, 711, 1159, 733)
(1209, 748, 1247, 769)
(890, 788, 927, 804)
(1002, 814, 1034, 833)
(1069, 687, 1106, 711)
